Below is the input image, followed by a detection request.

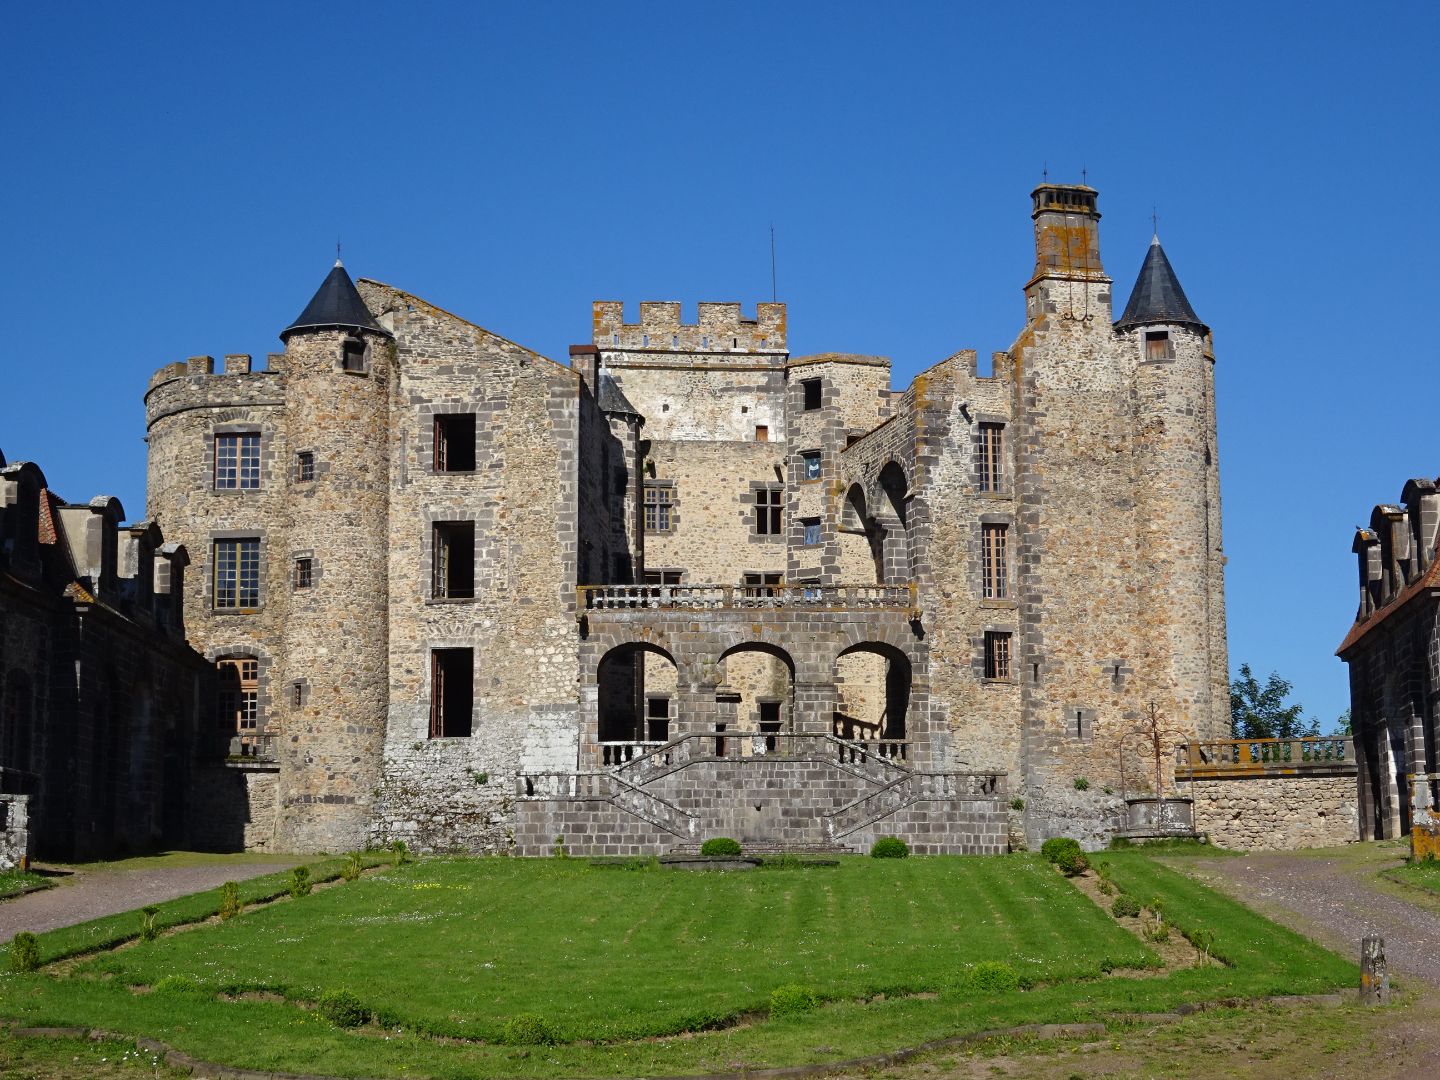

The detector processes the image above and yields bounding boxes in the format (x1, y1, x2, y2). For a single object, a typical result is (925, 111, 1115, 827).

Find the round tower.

(275, 260, 393, 852)
(1118, 236, 1228, 741)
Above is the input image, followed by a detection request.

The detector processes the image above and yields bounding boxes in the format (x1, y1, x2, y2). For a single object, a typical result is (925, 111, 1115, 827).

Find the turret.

(275, 260, 393, 852)
(1024, 184, 1112, 326)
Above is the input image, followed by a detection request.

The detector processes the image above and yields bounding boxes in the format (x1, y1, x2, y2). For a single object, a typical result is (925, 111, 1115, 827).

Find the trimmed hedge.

(869, 836, 910, 859)
(699, 837, 742, 857)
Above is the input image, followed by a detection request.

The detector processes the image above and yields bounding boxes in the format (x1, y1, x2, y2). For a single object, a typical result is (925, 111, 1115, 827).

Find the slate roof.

(597, 373, 643, 421)
(1115, 236, 1206, 332)
(280, 260, 391, 341)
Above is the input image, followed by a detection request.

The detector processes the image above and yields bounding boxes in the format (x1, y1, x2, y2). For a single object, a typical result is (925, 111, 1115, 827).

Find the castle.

(129, 182, 1230, 856)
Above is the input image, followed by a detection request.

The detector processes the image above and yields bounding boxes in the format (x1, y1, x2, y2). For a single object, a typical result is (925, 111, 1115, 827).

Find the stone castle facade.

(140, 183, 1229, 855)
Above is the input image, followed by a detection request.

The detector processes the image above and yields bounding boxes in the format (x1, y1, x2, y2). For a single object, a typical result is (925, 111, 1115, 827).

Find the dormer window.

(1144, 330, 1173, 361)
(341, 337, 367, 372)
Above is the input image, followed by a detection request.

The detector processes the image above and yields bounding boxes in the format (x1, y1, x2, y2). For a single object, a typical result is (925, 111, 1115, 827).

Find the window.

(981, 523, 1008, 600)
(429, 648, 473, 738)
(295, 451, 315, 482)
(293, 557, 313, 590)
(433, 414, 477, 472)
(802, 378, 822, 411)
(978, 423, 1004, 493)
(802, 518, 822, 545)
(432, 521, 475, 599)
(216, 657, 258, 734)
(646, 696, 670, 741)
(1144, 330, 1173, 361)
(291, 682, 303, 708)
(214, 433, 260, 490)
(800, 451, 822, 481)
(341, 337, 367, 372)
(742, 572, 783, 598)
(754, 486, 783, 535)
(644, 483, 674, 533)
(643, 569, 682, 586)
(213, 538, 261, 609)
(755, 424, 769, 442)
(800, 579, 822, 600)
(984, 631, 1012, 679)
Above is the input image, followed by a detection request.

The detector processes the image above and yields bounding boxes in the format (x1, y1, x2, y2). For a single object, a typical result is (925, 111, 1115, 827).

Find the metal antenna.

(1042, 162, 1048, 182)
(336, 238, 342, 265)
(1151, 205, 1159, 237)
(769, 223, 777, 303)
(1081, 166, 1087, 185)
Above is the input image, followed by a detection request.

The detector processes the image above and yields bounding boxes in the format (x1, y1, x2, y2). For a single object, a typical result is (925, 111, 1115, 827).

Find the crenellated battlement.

(146, 354, 285, 394)
(592, 301, 787, 353)
(144, 354, 285, 429)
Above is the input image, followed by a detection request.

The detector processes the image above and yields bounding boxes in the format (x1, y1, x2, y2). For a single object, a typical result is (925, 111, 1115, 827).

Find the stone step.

(667, 841, 855, 856)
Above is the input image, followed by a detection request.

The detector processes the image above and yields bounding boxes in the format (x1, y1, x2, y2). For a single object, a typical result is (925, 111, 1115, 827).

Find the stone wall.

(187, 763, 278, 852)
(0, 794, 31, 870)
(1190, 775, 1358, 851)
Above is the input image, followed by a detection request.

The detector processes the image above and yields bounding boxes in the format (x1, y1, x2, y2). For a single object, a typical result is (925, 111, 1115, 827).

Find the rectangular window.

(214, 433, 261, 490)
(213, 538, 261, 609)
(216, 657, 259, 733)
(984, 631, 1012, 679)
(341, 338, 367, 372)
(754, 424, 769, 442)
(433, 414, 477, 472)
(802, 518, 822, 545)
(432, 521, 475, 599)
(759, 700, 781, 752)
(1144, 330, 1173, 361)
(802, 378, 822, 411)
(293, 557, 313, 590)
(978, 423, 1004, 493)
(754, 486, 783, 535)
(981, 524, 1008, 600)
(295, 451, 315, 482)
(646, 696, 670, 742)
(643, 569, 682, 586)
(800, 451, 822, 481)
(643, 483, 674, 533)
(742, 572, 782, 598)
(429, 648, 473, 738)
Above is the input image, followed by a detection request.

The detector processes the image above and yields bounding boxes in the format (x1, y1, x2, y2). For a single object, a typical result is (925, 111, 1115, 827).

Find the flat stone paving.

(1176, 841, 1440, 987)
(0, 859, 297, 938)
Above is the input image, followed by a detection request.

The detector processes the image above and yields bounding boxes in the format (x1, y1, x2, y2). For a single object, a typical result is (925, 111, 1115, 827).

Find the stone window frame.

(206, 424, 273, 495)
(427, 640, 476, 740)
(747, 482, 785, 540)
(801, 377, 823, 411)
(974, 415, 1009, 496)
(1105, 658, 1131, 689)
(1141, 328, 1176, 364)
(430, 518, 477, 602)
(290, 677, 310, 711)
(982, 629, 1014, 681)
(293, 449, 327, 483)
(797, 449, 823, 484)
(1063, 705, 1096, 742)
(339, 336, 372, 375)
(801, 517, 823, 546)
(208, 529, 267, 614)
(292, 549, 319, 591)
(977, 515, 1013, 604)
(209, 644, 273, 737)
(643, 480, 677, 534)
(642, 567, 685, 585)
(741, 570, 783, 598)
(413, 403, 482, 474)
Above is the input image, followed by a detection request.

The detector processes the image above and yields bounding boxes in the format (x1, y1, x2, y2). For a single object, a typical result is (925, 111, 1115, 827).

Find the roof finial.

(1081, 165, 1087, 185)
(1042, 162, 1048, 182)
(335, 238, 342, 268)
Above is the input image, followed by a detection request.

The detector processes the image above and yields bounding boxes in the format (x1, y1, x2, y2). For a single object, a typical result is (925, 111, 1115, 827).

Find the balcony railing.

(579, 583, 918, 613)
(1176, 737, 1355, 777)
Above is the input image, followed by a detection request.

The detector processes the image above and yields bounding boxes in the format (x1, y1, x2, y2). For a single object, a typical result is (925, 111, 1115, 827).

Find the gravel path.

(1182, 846, 1440, 986)
(0, 862, 294, 938)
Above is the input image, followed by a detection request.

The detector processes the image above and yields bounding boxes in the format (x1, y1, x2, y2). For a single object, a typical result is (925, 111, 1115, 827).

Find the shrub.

(769, 983, 820, 1017)
(1009, 796, 1025, 811)
(9, 932, 40, 973)
(1097, 879, 1115, 895)
(1056, 849, 1089, 877)
(1073, 777, 1090, 791)
(317, 988, 370, 1028)
(289, 866, 311, 899)
(964, 960, 1020, 994)
(552, 834, 569, 858)
(140, 906, 160, 943)
(1144, 919, 1171, 944)
(341, 853, 363, 883)
(700, 837, 742, 857)
(502, 1012, 561, 1045)
(390, 839, 410, 865)
(218, 880, 241, 920)
(1039, 837, 1082, 864)
(1111, 894, 1142, 918)
(869, 836, 910, 859)
(154, 975, 202, 995)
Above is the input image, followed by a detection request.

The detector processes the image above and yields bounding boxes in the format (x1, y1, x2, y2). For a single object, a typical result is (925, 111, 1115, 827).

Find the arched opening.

(875, 462, 911, 583)
(597, 643, 677, 764)
(716, 643, 795, 756)
(834, 642, 911, 760)
(838, 484, 884, 583)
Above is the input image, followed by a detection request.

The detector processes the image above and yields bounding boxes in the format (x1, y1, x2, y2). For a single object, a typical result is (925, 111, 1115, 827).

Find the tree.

(1229, 664, 1318, 740)
(1333, 709, 1352, 737)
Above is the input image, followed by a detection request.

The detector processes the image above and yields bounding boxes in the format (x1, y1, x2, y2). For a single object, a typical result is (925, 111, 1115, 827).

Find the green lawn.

(1385, 858, 1440, 896)
(0, 853, 1359, 1079)
(0, 868, 51, 901)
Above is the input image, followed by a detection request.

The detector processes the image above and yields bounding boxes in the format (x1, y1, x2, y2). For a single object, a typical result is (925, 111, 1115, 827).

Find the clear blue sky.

(3, 2, 1435, 728)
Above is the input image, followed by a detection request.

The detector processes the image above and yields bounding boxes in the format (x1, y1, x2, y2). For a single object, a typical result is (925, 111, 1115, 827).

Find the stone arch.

(596, 642, 678, 755)
(834, 641, 912, 754)
(716, 642, 796, 751)
(838, 483, 884, 583)
(873, 461, 912, 583)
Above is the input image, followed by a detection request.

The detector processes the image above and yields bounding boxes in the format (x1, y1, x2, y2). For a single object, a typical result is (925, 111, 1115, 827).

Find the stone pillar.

(793, 680, 837, 736)
(1360, 936, 1390, 1005)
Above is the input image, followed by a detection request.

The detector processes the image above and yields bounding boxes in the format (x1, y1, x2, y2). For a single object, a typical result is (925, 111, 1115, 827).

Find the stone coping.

(657, 855, 763, 870)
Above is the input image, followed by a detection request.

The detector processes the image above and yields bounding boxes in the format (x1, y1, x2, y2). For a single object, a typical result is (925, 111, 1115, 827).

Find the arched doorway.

(716, 643, 795, 756)
(597, 643, 678, 764)
(834, 642, 911, 759)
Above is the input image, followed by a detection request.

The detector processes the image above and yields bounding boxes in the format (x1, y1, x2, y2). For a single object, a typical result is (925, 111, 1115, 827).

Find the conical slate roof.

(1115, 236, 1206, 332)
(597, 372, 643, 421)
(280, 260, 391, 341)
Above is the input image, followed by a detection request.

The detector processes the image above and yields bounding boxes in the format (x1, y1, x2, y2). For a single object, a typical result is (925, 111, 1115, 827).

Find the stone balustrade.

(1176, 737, 1354, 778)
(577, 583, 918, 613)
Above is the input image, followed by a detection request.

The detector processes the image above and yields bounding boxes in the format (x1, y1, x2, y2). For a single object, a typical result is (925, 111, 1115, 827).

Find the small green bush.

(218, 880, 241, 921)
(341, 853, 363, 883)
(1009, 796, 1025, 811)
(869, 836, 910, 859)
(9, 932, 40, 972)
(140, 906, 160, 943)
(1039, 837, 1082, 864)
(1144, 919, 1171, 943)
(154, 975, 203, 995)
(1073, 777, 1090, 791)
(1111, 894, 1142, 918)
(769, 983, 820, 1017)
(502, 1012, 561, 1045)
(1056, 849, 1089, 876)
(1097, 879, 1115, 895)
(289, 866, 311, 899)
(964, 960, 1020, 994)
(317, 988, 370, 1028)
(700, 837, 742, 857)
(391, 839, 410, 866)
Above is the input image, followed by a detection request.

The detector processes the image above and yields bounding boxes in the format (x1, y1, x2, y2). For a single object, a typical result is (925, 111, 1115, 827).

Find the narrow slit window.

(981, 524, 1008, 599)
(754, 486, 783, 535)
(977, 423, 1004, 492)
(429, 648, 473, 738)
(984, 631, 1012, 679)
(431, 521, 475, 599)
(433, 414, 477, 472)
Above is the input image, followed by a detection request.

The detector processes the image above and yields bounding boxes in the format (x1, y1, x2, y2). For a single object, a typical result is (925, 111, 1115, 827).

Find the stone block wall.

(187, 763, 279, 852)
(1190, 775, 1359, 851)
